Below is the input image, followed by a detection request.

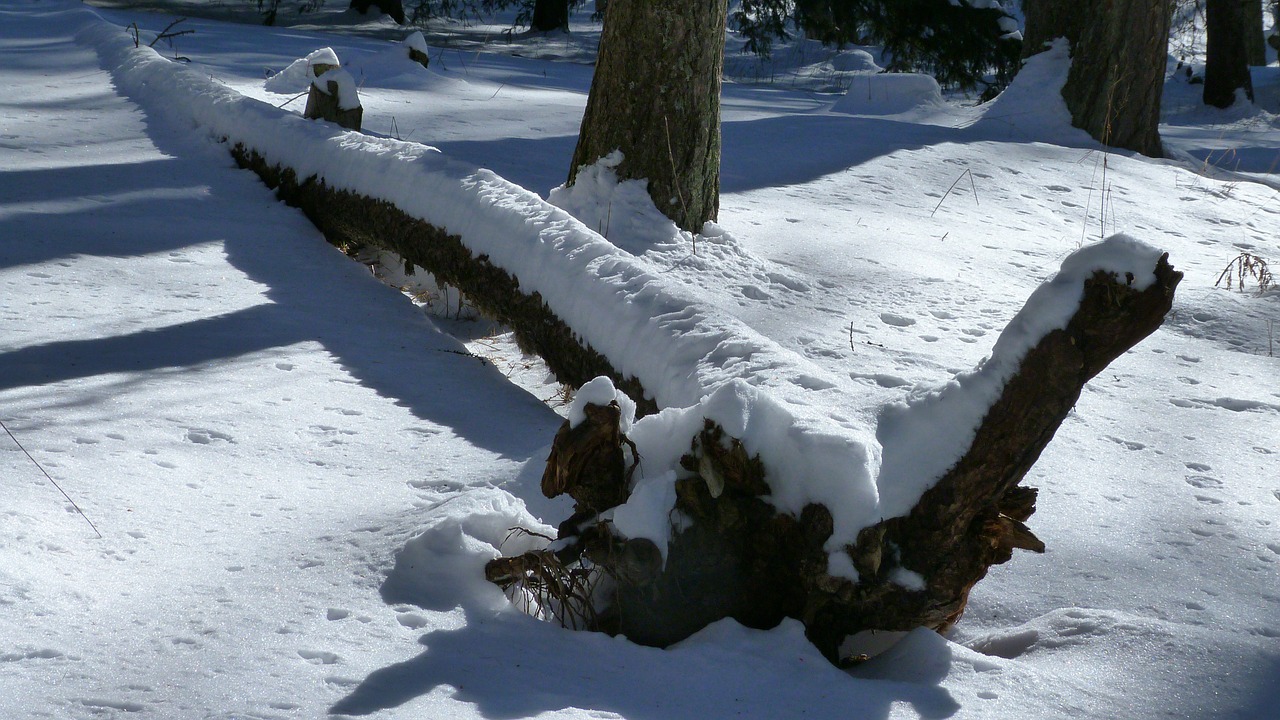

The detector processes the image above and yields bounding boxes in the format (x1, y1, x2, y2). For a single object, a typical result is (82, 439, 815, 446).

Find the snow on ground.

(3, 1, 1279, 718)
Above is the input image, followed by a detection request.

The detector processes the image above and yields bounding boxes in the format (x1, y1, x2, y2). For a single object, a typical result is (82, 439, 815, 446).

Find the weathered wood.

(303, 78, 362, 132)
(407, 47, 429, 70)
(227, 145, 658, 416)
(541, 401, 635, 515)
(497, 253, 1181, 663)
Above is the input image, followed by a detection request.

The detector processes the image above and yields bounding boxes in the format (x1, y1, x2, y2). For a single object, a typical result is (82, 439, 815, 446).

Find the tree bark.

(567, 0, 726, 233)
(1205, 0, 1256, 107)
(1024, 0, 1170, 157)
(1242, 0, 1267, 66)
(530, 0, 570, 32)
(491, 254, 1182, 663)
(1020, 0, 1083, 59)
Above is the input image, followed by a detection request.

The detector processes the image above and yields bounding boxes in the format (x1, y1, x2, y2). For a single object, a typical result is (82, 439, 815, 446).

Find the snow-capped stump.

(488, 239, 1183, 664)
(403, 31, 430, 70)
(302, 49, 362, 132)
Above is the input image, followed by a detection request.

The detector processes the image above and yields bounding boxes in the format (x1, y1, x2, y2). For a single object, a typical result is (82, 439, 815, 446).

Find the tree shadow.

(330, 607, 959, 720)
(0, 37, 561, 460)
(1215, 652, 1280, 720)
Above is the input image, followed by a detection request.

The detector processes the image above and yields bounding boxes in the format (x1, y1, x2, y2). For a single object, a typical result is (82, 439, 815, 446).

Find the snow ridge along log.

(228, 144, 657, 415)
(495, 253, 1181, 663)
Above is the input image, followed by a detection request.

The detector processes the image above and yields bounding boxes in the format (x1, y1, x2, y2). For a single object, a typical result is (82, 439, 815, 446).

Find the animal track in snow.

(1171, 397, 1280, 413)
(74, 698, 146, 713)
(396, 613, 428, 629)
(1105, 436, 1146, 451)
(185, 428, 233, 444)
(298, 649, 340, 665)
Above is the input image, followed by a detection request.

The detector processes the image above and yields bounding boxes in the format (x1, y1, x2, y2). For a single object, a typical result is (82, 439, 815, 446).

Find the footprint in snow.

(298, 649, 340, 665)
(396, 613, 428, 629)
(880, 312, 916, 327)
(1105, 436, 1146, 451)
(185, 428, 233, 444)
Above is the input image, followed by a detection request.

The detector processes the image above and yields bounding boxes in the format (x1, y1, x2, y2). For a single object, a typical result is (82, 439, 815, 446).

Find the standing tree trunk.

(1242, 0, 1267, 66)
(1023, 0, 1169, 158)
(349, 0, 406, 24)
(530, 0, 571, 32)
(1205, 0, 1256, 107)
(567, 0, 727, 233)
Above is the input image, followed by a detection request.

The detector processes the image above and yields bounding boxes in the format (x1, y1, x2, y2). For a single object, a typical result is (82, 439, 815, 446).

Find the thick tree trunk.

(530, 0, 570, 32)
(1243, 0, 1267, 65)
(349, 0, 406, 24)
(1205, 0, 1256, 107)
(1020, 0, 1083, 58)
(491, 253, 1182, 663)
(567, 0, 726, 233)
(1024, 0, 1169, 157)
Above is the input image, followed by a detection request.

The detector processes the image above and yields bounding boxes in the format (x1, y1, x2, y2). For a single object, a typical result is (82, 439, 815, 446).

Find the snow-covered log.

(228, 145, 658, 415)
(491, 249, 1182, 663)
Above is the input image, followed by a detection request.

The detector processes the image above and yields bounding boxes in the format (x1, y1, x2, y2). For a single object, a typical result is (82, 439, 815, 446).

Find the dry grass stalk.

(1215, 252, 1274, 294)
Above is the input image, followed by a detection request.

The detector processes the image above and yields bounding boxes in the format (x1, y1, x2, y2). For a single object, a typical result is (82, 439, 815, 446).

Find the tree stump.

(303, 66, 362, 132)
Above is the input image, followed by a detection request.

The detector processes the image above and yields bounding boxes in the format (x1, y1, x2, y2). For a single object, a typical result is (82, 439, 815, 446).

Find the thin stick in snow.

(929, 168, 979, 218)
(1, 419, 101, 538)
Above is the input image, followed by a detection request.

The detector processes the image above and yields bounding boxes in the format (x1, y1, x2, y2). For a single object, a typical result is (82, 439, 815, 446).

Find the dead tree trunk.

(489, 253, 1182, 663)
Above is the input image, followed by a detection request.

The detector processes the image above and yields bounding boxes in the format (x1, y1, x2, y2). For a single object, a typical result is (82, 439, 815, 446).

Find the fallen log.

(228, 145, 657, 416)
(488, 247, 1182, 663)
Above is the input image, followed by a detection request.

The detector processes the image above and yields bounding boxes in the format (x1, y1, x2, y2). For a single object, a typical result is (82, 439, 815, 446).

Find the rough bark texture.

(1243, 0, 1267, 66)
(568, 0, 726, 233)
(227, 144, 657, 417)
(1024, 0, 1170, 157)
(530, 0, 570, 31)
(496, 255, 1182, 663)
(1205, 0, 1256, 107)
(1020, 0, 1083, 58)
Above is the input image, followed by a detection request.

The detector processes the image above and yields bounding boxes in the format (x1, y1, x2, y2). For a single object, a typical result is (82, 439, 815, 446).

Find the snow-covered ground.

(3, 1, 1278, 718)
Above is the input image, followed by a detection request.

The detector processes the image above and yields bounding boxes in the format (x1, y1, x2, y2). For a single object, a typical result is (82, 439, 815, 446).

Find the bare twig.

(1, 419, 101, 538)
(662, 116, 692, 252)
(276, 90, 308, 109)
(148, 18, 194, 48)
(930, 168, 979, 217)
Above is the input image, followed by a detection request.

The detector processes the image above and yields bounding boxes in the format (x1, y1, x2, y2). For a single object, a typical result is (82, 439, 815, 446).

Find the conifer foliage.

(733, 0, 1024, 95)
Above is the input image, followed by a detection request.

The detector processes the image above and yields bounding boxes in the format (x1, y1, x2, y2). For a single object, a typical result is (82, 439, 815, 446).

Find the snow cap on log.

(875, 234, 1167, 518)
